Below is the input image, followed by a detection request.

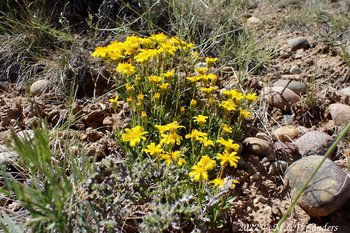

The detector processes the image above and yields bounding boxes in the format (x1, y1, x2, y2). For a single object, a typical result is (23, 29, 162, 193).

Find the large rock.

(285, 155, 350, 217)
(261, 86, 300, 111)
(272, 80, 307, 95)
(294, 131, 334, 156)
(30, 79, 50, 96)
(328, 103, 350, 126)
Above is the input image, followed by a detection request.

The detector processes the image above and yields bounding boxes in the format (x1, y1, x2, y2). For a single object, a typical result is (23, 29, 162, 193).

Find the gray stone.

(261, 86, 300, 111)
(294, 131, 334, 156)
(287, 37, 310, 51)
(30, 79, 50, 96)
(0, 145, 18, 164)
(285, 155, 350, 217)
(328, 103, 350, 126)
(273, 79, 307, 95)
(290, 65, 302, 74)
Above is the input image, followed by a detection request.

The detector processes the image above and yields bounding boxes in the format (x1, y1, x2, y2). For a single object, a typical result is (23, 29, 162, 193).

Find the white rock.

(30, 80, 50, 96)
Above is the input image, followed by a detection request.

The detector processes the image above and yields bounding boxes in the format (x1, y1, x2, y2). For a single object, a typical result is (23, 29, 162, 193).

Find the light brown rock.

(243, 137, 274, 157)
(273, 125, 299, 142)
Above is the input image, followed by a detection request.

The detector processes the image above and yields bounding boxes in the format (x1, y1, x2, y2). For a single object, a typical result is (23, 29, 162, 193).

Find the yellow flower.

(155, 121, 185, 134)
(154, 92, 161, 102)
(177, 158, 186, 166)
(180, 106, 185, 114)
(210, 178, 239, 189)
(160, 153, 172, 165)
(157, 42, 177, 56)
(121, 126, 148, 147)
(186, 76, 201, 83)
(239, 108, 252, 119)
(200, 86, 216, 94)
(190, 99, 197, 109)
(217, 137, 240, 152)
(207, 73, 217, 84)
(185, 129, 207, 141)
(195, 67, 208, 75)
(143, 143, 163, 157)
(162, 70, 175, 80)
(205, 57, 218, 67)
(116, 63, 136, 76)
(222, 89, 244, 100)
(148, 75, 163, 84)
(127, 97, 134, 107)
(219, 99, 237, 112)
(189, 165, 208, 182)
(137, 93, 144, 102)
(197, 137, 214, 148)
(92, 46, 108, 58)
(141, 111, 148, 124)
(125, 83, 134, 93)
(245, 93, 258, 102)
(221, 124, 233, 134)
(160, 132, 183, 146)
(216, 150, 240, 167)
(150, 32, 168, 44)
(209, 178, 225, 188)
(135, 49, 159, 63)
(198, 155, 216, 170)
(231, 179, 240, 189)
(158, 83, 170, 92)
(108, 95, 119, 104)
(193, 115, 208, 127)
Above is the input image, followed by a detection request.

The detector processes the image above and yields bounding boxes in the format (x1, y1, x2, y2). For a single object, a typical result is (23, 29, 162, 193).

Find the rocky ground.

(1, 0, 350, 232)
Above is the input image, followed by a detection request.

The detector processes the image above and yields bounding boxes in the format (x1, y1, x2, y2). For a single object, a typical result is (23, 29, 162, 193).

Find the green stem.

(273, 122, 350, 233)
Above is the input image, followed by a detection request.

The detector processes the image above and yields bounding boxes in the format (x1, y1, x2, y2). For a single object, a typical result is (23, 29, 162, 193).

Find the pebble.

(294, 131, 334, 156)
(247, 16, 261, 25)
(261, 86, 300, 111)
(0, 145, 18, 164)
(287, 37, 310, 51)
(280, 51, 292, 58)
(284, 155, 350, 217)
(290, 65, 302, 74)
(243, 137, 274, 157)
(268, 160, 288, 175)
(272, 125, 299, 142)
(272, 80, 307, 95)
(30, 79, 50, 96)
(328, 103, 350, 126)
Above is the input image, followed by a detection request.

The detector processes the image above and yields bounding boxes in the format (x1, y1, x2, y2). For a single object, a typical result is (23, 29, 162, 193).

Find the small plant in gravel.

(91, 33, 257, 230)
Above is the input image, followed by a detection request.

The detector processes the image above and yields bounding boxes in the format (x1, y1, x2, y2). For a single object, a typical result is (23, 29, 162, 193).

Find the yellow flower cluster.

(93, 33, 258, 193)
